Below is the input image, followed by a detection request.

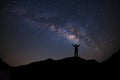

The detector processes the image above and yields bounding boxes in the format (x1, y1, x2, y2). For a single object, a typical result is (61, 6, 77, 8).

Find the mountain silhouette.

(0, 59, 11, 70)
(12, 57, 99, 80)
(0, 59, 11, 80)
(103, 49, 120, 64)
(11, 51, 120, 80)
(13, 57, 99, 68)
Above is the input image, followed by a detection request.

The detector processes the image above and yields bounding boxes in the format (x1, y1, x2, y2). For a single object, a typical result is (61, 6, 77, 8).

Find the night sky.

(1, 0, 120, 66)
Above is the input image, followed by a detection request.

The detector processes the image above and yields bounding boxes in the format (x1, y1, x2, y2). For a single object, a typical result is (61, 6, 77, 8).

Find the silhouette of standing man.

(72, 44, 80, 57)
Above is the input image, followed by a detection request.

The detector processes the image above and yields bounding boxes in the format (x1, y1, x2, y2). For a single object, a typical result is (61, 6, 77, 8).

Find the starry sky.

(1, 0, 120, 66)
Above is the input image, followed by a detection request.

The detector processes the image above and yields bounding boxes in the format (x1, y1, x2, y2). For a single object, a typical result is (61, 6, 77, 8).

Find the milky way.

(1, 0, 120, 66)
(4, 2, 96, 47)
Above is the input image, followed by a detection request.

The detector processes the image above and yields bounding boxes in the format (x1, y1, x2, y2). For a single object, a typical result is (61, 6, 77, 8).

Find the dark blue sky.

(1, 0, 120, 66)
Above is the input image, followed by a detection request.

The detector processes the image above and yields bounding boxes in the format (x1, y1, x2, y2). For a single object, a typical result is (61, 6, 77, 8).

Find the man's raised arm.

(72, 44, 75, 47)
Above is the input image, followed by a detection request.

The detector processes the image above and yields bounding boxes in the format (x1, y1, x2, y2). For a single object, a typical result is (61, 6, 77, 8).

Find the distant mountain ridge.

(0, 50, 120, 80)
(0, 49, 120, 69)
(13, 49, 120, 68)
(15, 57, 99, 68)
(1, 50, 119, 80)
(103, 49, 120, 64)
(0, 59, 11, 69)
(12, 57, 99, 80)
